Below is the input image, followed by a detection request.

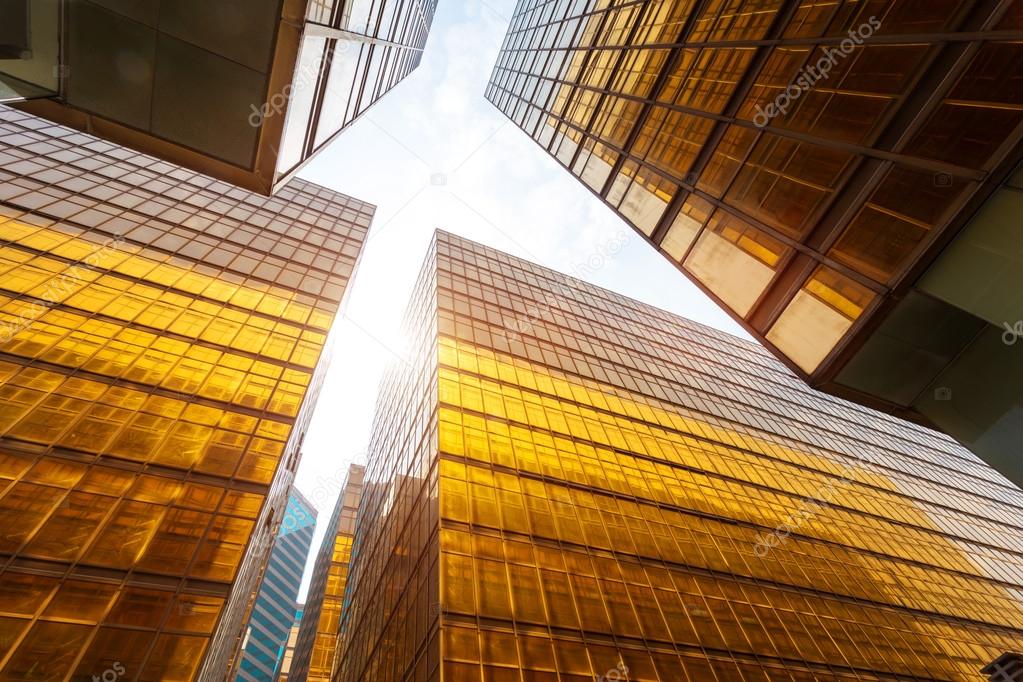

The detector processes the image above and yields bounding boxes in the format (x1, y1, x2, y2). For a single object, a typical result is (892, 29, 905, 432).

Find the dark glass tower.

(0, 105, 370, 680)
(486, 0, 1023, 485)
(335, 230, 1023, 682)
(290, 463, 364, 682)
(235, 490, 317, 682)
(1, 0, 438, 194)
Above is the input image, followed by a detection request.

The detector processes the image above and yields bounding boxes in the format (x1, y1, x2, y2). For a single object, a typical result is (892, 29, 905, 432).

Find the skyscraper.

(335, 230, 1023, 681)
(277, 610, 304, 681)
(290, 463, 364, 682)
(235, 491, 317, 682)
(1, 0, 438, 194)
(0, 105, 370, 680)
(486, 0, 1023, 485)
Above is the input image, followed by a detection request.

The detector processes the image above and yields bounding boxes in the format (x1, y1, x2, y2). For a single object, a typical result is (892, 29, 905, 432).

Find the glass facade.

(278, 609, 304, 681)
(485, 0, 1023, 481)
(278, 0, 439, 182)
(335, 229, 1023, 682)
(2, 0, 438, 194)
(290, 463, 365, 682)
(235, 491, 317, 682)
(0, 106, 371, 681)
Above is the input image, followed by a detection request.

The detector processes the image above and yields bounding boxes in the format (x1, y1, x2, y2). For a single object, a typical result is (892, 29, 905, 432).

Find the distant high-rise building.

(335, 230, 1023, 681)
(0, 105, 370, 680)
(486, 0, 1023, 485)
(1, 0, 438, 194)
(277, 609, 304, 681)
(290, 463, 364, 682)
(235, 491, 317, 682)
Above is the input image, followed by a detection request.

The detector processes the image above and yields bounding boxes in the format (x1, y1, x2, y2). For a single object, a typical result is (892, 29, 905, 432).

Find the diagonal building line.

(446, 191, 541, 262)
(365, 184, 429, 244)
(363, 115, 434, 168)
(342, 312, 411, 367)
(450, 120, 509, 175)
(479, 0, 511, 22)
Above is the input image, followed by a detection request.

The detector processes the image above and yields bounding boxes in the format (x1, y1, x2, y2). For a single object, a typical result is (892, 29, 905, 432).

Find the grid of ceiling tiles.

(432, 232, 1023, 681)
(279, 0, 440, 175)
(332, 230, 1023, 682)
(0, 107, 369, 681)
(486, 0, 1023, 374)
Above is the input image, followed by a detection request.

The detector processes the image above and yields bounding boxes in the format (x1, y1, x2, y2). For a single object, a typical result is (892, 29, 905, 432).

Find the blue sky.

(292, 0, 747, 596)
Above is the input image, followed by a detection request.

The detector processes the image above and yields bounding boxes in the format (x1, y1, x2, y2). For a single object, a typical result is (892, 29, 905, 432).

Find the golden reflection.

(0, 159, 359, 679)
(293, 466, 364, 682)
(436, 334, 1023, 680)
(767, 266, 876, 373)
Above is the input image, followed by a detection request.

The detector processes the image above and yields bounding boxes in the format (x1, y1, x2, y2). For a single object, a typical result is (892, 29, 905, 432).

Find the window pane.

(3, 621, 91, 680)
(684, 210, 789, 317)
(278, 37, 327, 174)
(831, 166, 965, 283)
(660, 195, 713, 261)
(313, 40, 364, 147)
(767, 266, 876, 373)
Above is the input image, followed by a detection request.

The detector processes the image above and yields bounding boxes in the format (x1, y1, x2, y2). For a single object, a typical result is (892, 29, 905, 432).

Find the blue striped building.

(235, 490, 317, 681)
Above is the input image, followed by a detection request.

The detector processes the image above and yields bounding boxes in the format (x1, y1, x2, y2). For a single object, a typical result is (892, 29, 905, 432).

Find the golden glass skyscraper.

(486, 0, 1023, 486)
(0, 106, 370, 680)
(290, 463, 365, 682)
(334, 230, 1023, 681)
